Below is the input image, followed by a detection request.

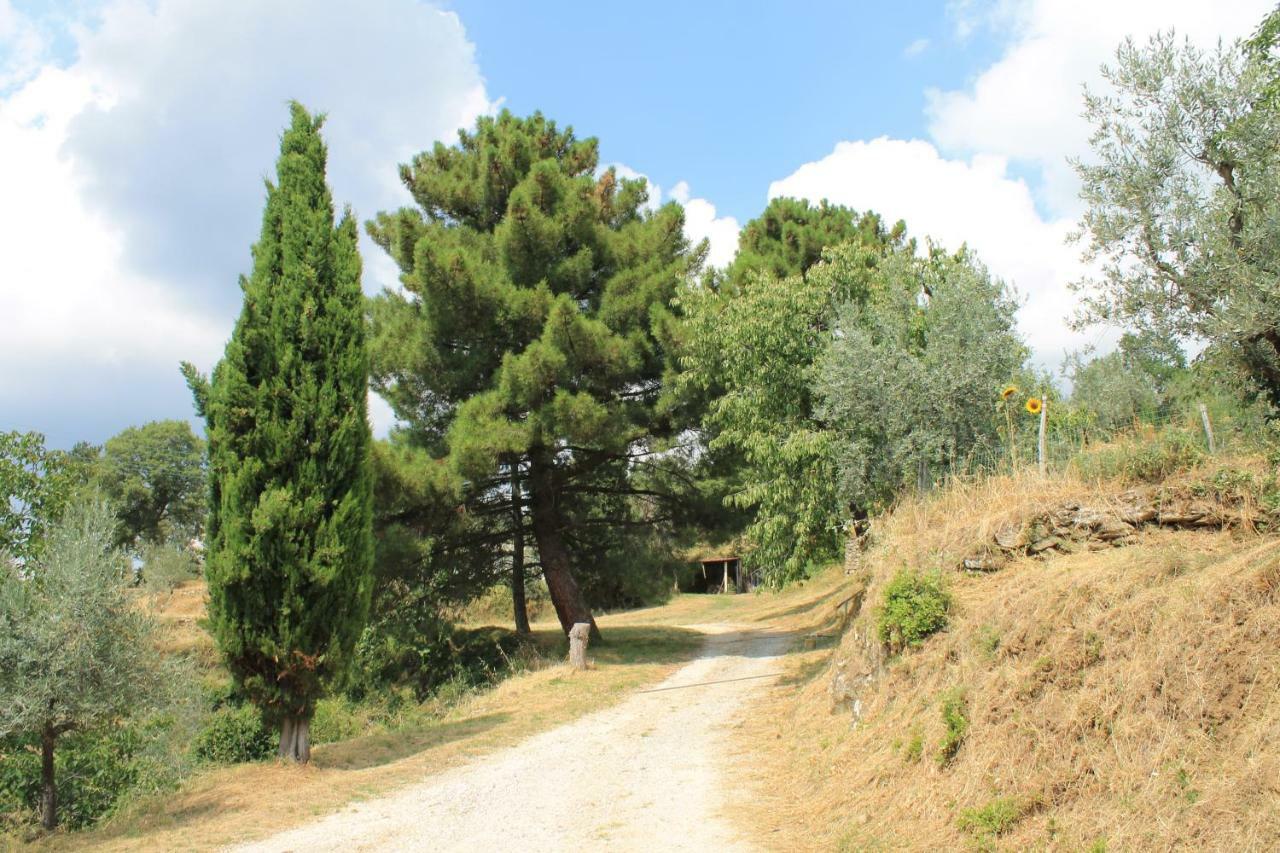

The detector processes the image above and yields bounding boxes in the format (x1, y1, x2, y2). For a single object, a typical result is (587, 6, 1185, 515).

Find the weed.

(877, 569, 951, 653)
(1074, 429, 1204, 483)
(975, 624, 1001, 660)
(936, 687, 969, 767)
(904, 730, 924, 763)
(957, 796, 1028, 838)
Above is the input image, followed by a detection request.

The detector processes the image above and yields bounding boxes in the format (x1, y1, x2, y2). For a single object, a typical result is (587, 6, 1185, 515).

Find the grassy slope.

(46, 567, 845, 852)
(735, 467, 1280, 851)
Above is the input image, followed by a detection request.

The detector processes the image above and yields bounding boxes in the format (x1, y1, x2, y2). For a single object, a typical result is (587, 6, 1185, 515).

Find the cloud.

(669, 182, 740, 270)
(928, 0, 1273, 215)
(0, 0, 489, 447)
(903, 37, 930, 58)
(769, 137, 1094, 371)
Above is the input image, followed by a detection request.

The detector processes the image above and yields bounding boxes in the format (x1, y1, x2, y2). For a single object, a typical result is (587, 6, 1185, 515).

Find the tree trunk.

(278, 713, 312, 764)
(511, 463, 531, 635)
(527, 453, 600, 641)
(40, 727, 56, 831)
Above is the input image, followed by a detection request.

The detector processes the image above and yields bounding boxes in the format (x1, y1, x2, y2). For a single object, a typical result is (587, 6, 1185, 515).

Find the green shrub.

(310, 697, 369, 745)
(192, 704, 274, 764)
(957, 796, 1029, 838)
(1074, 430, 1204, 483)
(139, 540, 201, 593)
(0, 726, 143, 831)
(877, 570, 950, 652)
(904, 730, 924, 763)
(936, 687, 969, 767)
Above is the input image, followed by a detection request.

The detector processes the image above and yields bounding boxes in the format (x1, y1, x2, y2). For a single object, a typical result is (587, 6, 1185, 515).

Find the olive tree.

(0, 499, 164, 830)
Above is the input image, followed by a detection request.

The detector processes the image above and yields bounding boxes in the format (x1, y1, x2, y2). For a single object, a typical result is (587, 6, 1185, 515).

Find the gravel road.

(233, 623, 788, 852)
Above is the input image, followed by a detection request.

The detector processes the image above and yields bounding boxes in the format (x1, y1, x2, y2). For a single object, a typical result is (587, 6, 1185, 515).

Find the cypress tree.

(182, 103, 373, 763)
(367, 111, 696, 638)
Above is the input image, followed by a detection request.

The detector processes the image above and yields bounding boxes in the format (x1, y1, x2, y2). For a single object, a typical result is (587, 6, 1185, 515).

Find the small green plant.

(139, 540, 201, 593)
(877, 570, 951, 652)
(192, 704, 274, 764)
(310, 697, 368, 745)
(904, 730, 924, 763)
(1175, 767, 1201, 804)
(936, 687, 969, 766)
(957, 796, 1027, 838)
(976, 624, 1001, 661)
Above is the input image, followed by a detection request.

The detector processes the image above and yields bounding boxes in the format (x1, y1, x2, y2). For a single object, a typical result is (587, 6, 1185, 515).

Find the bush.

(0, 726, 143, 831)
(139, 540, 201, 593)
(936, 687, 969, 767)
(310, 697, 369, 745)
(1074, 429, 1204, 483)
(877, 570, 950, 652)
(957, 796, 1030, 838)
(192, 704, 274, 764)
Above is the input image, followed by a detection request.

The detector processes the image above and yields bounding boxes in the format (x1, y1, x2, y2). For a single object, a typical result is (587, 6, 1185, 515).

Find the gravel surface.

(233, 624, 788, 852)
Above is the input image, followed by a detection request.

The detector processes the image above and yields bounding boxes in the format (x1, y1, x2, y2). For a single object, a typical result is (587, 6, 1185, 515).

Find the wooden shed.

(694, 554, 745, 594)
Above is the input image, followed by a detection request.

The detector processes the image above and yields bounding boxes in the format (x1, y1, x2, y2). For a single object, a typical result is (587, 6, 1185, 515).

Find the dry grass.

(735, 466, 1280, 851)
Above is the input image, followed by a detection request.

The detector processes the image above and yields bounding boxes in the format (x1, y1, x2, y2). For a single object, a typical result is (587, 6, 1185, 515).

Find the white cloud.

(0, 0, 490, 445)
(928, 0, 1273, 215)
(770, 138, 1093, 370)
(903, 37, 931, 58)
(669, 181, 740, 270)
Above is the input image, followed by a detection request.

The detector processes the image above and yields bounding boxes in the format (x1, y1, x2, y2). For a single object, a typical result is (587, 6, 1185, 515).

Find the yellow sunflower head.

(1000, 384, 1018, 401)
(1025, 397, 1043, 415)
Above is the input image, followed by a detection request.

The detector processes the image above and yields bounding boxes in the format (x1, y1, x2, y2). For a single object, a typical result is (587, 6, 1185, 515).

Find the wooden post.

(917, 457, 928, 492)
(568, 622, 591, 670)
(722, 559, 730, 594)
(1199, 403, 1216, 454)
(1037, 395, 1048, 476)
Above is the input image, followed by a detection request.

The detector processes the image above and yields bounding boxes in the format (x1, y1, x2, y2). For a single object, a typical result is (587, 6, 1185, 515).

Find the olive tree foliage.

(0, 499, 164, 830)
(679, 243, 889, 585)
(1073, 16, 1280, 406)
(815, 246, 1025, 511)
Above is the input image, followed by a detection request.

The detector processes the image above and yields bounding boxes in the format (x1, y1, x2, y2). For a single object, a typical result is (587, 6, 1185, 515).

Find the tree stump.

(569, 622, 592, 670)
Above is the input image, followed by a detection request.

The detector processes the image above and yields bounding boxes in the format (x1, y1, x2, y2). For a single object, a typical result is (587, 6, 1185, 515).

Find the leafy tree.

(1074, 17, 1280, 406)
(366, 110, 697, 637)
(815, 246, 1025, 509)
(726, 196, 905, 286)
(182, 103, 373, 763)
(0, 431, 87, 563)
(0, 499, 164, 830)
(97, 420, 205, 548)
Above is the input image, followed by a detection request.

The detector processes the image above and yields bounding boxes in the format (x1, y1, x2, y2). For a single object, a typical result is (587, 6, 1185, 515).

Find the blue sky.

(0, 0, 1272, 448)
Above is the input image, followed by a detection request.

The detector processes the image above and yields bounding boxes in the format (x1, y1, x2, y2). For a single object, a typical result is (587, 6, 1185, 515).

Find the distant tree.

(0, 499, 164, 831)
(182, 103, 373, 763)
(97, 420, 205, 547)
(1074, 16, 1280, 406)
(726, 196, 906, 286)
(815, 246, 1026, 509)
(366, 110, 697, 638)
(0, 431, 86, 563)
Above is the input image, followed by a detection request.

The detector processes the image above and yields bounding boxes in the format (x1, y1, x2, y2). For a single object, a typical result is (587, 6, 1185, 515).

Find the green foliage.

(936, 687, 969, 767)
(815, 246, 1025, 509)
(1073, 429, 1204, 483)
(957, 796, 1030, 839)
(725, 196, 906, 284)
(0, 431, 89, 563)
(138, 540, 201, 594)
(347, 604, 522, 703)
(97, 420, 205, 547)
(877, 570, 951, 653)
(187, 103, 374, 726)
(903, 730, 924, 763)
(192, 705, 274, 764)
(1075, 19, 1280, 406)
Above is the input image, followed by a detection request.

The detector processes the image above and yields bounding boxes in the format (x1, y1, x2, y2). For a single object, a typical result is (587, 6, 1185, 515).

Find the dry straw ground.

(735, 466, 1280, 851)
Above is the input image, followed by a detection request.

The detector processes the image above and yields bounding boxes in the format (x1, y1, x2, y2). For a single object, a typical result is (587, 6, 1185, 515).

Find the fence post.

(1037, 395, 1048, 476)
(1199, 403, 1216, 454)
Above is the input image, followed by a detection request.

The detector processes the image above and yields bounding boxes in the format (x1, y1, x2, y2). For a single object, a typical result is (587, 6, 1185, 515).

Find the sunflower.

(1025, 397, 1043, 415)
(1000, 384, 1018, 401)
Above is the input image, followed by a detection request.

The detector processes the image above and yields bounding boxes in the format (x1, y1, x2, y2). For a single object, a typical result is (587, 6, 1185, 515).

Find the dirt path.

(233, 624, 790, 852)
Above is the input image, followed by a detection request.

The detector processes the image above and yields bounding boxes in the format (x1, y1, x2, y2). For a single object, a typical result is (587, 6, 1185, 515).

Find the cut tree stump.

(569, 622, 592, 670)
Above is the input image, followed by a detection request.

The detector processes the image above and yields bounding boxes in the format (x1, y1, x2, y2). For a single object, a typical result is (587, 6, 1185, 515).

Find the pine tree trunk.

(527, 454, 600, 640)
(40, 727, 56, 831)
(511, 463, 531, 634)
(278, 713, 312, 764)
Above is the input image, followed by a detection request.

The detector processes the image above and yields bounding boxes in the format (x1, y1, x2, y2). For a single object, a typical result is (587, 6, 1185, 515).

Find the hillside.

(737, 461, 1280, 851)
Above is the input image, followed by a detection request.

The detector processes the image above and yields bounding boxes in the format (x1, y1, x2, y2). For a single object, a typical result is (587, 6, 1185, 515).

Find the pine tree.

(367, 111, 696, 638)
(182, 103, 372, 763)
